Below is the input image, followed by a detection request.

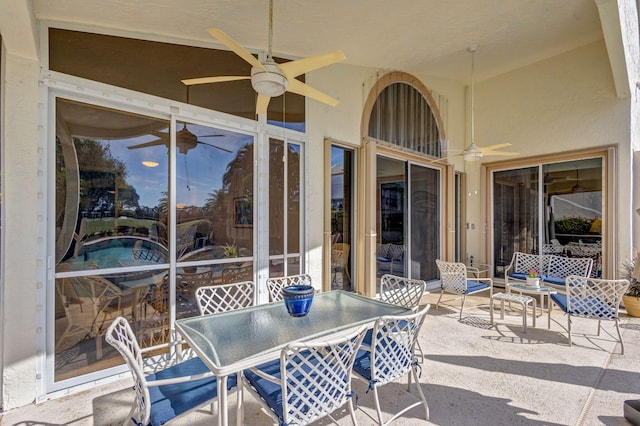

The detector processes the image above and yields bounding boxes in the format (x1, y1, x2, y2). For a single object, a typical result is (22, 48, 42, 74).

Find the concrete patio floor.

(2, 292, 640, 425)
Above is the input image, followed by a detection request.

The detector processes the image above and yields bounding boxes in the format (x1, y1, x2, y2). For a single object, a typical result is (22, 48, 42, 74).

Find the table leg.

(218, 375, 228, 426)
(532, 298, 537, 328)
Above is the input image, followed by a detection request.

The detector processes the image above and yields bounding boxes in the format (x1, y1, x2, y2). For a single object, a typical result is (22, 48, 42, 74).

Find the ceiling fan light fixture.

(142, 161, 159, 167)
(463, 151, 483, 161)
(251, 62, 288, 97)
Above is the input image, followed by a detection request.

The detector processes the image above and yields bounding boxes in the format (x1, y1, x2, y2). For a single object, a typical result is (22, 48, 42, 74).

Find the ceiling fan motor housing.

(251, 61, 288, 97)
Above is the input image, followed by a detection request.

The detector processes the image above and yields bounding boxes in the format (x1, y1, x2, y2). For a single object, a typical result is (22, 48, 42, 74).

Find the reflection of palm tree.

(157, 191, 169, 216)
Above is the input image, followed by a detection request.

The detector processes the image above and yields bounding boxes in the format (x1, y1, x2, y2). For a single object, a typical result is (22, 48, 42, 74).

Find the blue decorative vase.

(282, 285, 315, 317)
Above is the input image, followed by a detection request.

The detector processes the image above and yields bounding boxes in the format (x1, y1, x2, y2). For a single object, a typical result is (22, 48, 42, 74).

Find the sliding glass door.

(492, 158, 603, 277)
(376, 156, 441, 283)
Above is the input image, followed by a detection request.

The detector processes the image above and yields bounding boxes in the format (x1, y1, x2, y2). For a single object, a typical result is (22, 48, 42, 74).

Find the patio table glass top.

(175, 290, 410, 375)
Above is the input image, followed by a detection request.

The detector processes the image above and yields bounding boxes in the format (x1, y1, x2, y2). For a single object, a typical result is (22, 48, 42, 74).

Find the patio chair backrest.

(511, 252, 550, 275)
(564, 275, 629, 320)
(331, 243, 350, 269)
(105, 317, 151, 424)
(369, 304, 430, 385)
(548, 256, 593, 279)
(266, 274, 311, 302)
(435, 260, 468, 294)
(195, 281, 255, 315)
(280, 326, 367, 425)
(379, 274, 425, 310)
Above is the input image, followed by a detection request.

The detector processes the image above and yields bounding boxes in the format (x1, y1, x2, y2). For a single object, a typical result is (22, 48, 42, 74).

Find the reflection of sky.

(107, 123, 254, 208)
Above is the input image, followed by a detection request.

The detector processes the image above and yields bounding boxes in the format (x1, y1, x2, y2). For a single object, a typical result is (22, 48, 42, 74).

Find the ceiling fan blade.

(200, 134, 224, 138)
(197, 141, 232, 153)
(287, 79, 339, 107)
(127, 139, 166, 150)
(207, 28, 266, 71)
(429, 154, 461, 164)
(279, 51, 347, 78)
(182, 76, 250, 86)
(256, 94, 271, 115)
(477, 143, 512, 152)
(483, 150, 519, 157)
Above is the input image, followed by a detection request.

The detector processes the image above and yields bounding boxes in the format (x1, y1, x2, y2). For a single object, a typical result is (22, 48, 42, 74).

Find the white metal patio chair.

(105, 316, 239, 426)
(435, 259, 493, 319)
(195, 281, 255, 315)
(266, 273, 311, 302)
(548, 275, 629, 353)
(376, 274, 426, 357)
(242, 325, 367, 426)
(378, 274, 425, 309)
(352, 304, 431, 426)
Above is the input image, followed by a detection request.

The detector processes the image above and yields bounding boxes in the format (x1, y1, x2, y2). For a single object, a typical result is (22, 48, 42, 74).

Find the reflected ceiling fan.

(128, 88, 231, 154)
(181, 0, 346, 114)
(435, 45, 519, 163)
(127, 123, 231, 154)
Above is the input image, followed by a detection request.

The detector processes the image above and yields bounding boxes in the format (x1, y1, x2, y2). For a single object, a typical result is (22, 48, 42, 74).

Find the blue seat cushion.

(509, 272, 528, 280)
(146, 357, 236, 426)
(352, 343, 410, 382)
(244, 352, 324, 421)
(465, 280, 490, 295)
(362, 321, 411, 347)
(542, 276, 566, 285)
(550, 294, 615, 318)
(352, 348, 373, 381)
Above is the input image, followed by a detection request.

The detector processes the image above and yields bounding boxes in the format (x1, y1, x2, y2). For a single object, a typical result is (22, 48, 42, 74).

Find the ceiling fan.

(127, 122, 231, 154)
(181, 0, 346, 115)
(435, 45, 519, 163)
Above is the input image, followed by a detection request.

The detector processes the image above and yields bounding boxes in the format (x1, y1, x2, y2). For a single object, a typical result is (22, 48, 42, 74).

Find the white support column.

(1, 52, 41, 410)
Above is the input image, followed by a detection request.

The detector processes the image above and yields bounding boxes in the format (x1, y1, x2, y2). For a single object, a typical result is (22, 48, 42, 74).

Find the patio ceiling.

(27, 0, 613, 86)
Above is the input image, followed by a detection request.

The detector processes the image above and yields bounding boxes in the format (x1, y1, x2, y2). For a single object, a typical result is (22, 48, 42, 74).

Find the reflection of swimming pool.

(72, 237, 168, 270)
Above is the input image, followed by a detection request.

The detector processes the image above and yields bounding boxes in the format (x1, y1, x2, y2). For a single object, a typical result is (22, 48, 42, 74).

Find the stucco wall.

(1, 52, 41, 410)
(469, 40, 632, 265)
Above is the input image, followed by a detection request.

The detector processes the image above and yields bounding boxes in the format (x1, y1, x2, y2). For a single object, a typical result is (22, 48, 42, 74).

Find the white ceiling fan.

(181, 0, 346, 115)
(435, 45, 519, 163)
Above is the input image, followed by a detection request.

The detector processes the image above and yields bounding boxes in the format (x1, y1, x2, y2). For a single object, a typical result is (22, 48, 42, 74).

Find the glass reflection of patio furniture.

(542, 239, 564, 255)
(195, 281, 255, 315)
(221, 263, 253, 283)
(132, 245, 167, 263)
(55, 280, 93, 352)
(139, 275, 172, 348)
(176, 224, 197, 258)
(266, 274, 312, 302)
(376, 243, 405, 276)
(331, 242, 350, 287)
(63, 275, 151, 358)
(176, 269, 223, 318)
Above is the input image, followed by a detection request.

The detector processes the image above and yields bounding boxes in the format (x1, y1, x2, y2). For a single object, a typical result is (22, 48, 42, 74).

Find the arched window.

(367, 73, 444, 157)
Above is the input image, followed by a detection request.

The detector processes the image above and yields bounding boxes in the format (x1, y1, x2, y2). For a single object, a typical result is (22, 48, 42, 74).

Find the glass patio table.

(506, 281, 557, 316)
(175, 290, 411, 426)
